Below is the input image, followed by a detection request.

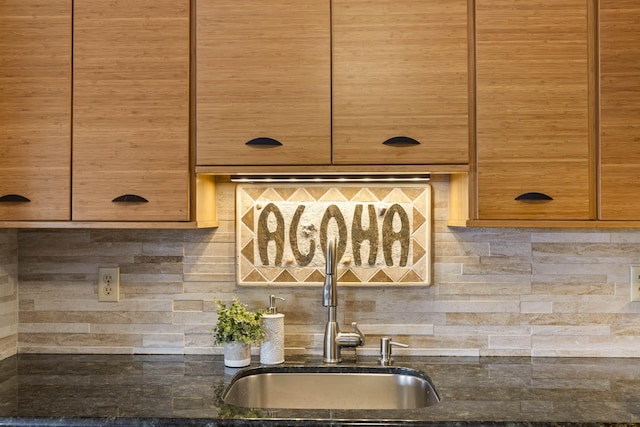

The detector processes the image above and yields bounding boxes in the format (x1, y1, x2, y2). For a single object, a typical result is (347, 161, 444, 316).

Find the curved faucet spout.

(323, 239, 338, 308)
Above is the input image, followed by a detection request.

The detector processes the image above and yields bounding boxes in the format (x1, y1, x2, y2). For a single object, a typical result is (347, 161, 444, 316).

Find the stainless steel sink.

(222, 365, 441, 410)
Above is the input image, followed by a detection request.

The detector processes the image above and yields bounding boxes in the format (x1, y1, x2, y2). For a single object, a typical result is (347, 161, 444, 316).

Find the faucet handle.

(379, 336, 408, 366)
(351, 322, 364, 339)
(337, 322, 365, 348)
(351, 322, 365, 343)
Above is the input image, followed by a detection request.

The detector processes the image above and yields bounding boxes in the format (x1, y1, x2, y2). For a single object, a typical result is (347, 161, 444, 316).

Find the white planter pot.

(223, 341, 251, 367)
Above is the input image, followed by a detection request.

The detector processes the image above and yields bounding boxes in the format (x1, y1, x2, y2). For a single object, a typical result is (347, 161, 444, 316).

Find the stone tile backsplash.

(3, 176, 640, 358)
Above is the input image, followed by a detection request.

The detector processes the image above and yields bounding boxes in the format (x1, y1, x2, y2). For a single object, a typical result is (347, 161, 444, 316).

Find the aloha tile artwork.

(235, 184, 432, 286)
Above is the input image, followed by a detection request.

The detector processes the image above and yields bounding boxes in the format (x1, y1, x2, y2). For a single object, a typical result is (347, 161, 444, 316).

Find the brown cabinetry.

(72, 0, 191, 221)
(474, 0, 594, 221)
(332, 0, 468, 165)
(599, 0, 640, 220)
(196, 0, 469, 168)
(0, 0, 216, 228)
(196, 1, 331, 166)
(0, 0, 71, 221)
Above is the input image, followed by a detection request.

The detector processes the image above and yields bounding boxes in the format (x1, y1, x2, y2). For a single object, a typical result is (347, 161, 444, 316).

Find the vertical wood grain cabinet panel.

(476, 0, 592, 220)
(0, 0, 71, 220)
(332, 0, 469, 165)
(73, 0, 190, 221)
(196, 1, 331, 166)
(600, 1, 640, 220)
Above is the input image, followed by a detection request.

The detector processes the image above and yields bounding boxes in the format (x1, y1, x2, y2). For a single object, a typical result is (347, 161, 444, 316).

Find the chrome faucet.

(323, 239, 365, 363)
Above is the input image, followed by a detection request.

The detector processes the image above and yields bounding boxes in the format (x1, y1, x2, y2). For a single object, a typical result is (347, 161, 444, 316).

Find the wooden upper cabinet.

(475, 0, 593, 220)
(196, 1, 331, 166)
(332, 0, 469, 165)
(600, 1, 640, 220)
(72, 0, 190, 221)
(0, 0, 71, 221)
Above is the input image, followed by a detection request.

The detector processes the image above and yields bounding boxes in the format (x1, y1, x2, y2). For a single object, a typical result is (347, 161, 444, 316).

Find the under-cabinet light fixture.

(229, 174, 431, 183)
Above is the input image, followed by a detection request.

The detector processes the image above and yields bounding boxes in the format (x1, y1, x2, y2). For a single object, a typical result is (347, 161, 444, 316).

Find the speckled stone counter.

(0, 354, 639, 426)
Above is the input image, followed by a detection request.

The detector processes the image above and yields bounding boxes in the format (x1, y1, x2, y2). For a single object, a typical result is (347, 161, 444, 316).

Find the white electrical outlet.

(631, 266, 640, 302)
(98, 267, 120, 302)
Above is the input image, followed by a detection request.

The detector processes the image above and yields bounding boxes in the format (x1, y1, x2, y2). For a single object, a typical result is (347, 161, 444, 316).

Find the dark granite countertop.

(0, 353, 639, 426)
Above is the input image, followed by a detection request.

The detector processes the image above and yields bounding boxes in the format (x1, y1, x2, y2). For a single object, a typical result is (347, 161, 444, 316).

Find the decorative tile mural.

(236, 184, 432, 286)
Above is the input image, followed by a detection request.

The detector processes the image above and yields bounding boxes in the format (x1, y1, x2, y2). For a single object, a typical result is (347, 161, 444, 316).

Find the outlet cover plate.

(98, 267, 120, 302)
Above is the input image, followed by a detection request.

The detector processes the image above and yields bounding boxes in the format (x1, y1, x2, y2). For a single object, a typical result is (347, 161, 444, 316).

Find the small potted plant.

(212, 296, 264, 367)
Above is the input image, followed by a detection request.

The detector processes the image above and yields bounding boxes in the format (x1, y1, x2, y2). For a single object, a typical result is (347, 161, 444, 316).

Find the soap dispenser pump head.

(268, 295, 285, 314)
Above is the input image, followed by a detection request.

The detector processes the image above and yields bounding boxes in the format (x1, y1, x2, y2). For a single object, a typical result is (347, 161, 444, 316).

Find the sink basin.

(222, 365, 441, 410)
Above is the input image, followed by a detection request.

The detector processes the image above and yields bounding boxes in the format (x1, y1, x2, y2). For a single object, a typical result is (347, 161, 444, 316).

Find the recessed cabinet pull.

(382, 136, 421, 147)
(0, 194, 31, 202)
(112, 194, 149, 203)
(245, 137, 283, 147)
(515, 192, 554, 201)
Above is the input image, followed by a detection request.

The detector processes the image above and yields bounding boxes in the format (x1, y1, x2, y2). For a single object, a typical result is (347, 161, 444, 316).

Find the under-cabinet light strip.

(229, 174, 431, 183)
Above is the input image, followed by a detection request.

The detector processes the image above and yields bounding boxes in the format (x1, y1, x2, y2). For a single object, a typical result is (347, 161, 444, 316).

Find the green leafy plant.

(212, 297, 264, 345)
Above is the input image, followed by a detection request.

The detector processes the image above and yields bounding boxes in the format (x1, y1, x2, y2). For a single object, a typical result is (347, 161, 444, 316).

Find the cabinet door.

(196, 1, 331, 166)
(0, 0, 71, 221)
(72, 0, 190, 221)
(600, 1, 640, 220)
(475, 0, 592, 220)
(332, 0, 469, 165)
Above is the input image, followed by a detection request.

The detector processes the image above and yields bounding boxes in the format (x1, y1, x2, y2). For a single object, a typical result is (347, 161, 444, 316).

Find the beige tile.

(531, 325, 610, 336)
(173, 300, 204, 312)
(18, 323, 89, 333)
(358, 323, 434, 336)
(489, 335, 531, 350)
(19, 332, 142, 347)
(142, 334, 184, 348)
(172, 311, 217, 326)
(440, 282, 531, 296)
(19, 310, 172, 325)
(435, 325, 531, 336)
(521, 301, 553, 313)
(90, 324, 186, 334)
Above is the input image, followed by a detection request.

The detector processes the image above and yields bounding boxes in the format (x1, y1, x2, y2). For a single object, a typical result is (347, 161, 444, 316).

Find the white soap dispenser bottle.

(260, 295, 285, 365)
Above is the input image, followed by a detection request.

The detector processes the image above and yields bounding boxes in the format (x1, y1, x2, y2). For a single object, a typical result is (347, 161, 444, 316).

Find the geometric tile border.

(236, 184, 431, 286)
